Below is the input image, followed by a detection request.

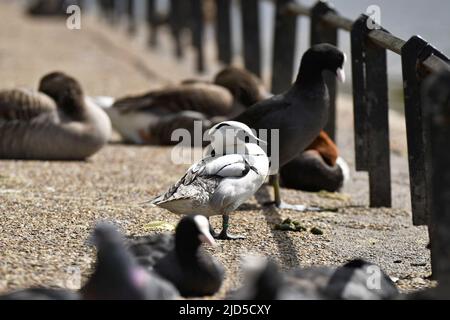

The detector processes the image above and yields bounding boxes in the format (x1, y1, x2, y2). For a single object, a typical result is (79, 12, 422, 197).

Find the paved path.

(0, 2, 432, 296)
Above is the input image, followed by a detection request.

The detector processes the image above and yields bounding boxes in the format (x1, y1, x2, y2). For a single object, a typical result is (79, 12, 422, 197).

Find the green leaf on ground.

(310, 227, 324, 235)
(143, 221, 176, 232)
(274, 218, 307, 232)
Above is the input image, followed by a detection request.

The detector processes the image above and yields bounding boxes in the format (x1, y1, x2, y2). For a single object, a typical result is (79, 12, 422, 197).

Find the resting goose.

(0, 72, 111, 160)
(150, 121, 270, 240)
(129, 215, 224, 297)
(99, 67, 269, 145)
(233, 44, 346, 211)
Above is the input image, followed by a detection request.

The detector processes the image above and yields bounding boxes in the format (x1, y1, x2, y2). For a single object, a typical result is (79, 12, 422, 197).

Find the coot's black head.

(82, 222, 148, 300)
(175, 215, 216, 255)
(297, 44, 346, 84)
(39, 71, 85, 117)
(214, 66, 269, 107)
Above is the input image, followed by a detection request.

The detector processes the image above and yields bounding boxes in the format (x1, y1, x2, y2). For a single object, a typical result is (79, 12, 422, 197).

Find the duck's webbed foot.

(215, 215, 245, 240)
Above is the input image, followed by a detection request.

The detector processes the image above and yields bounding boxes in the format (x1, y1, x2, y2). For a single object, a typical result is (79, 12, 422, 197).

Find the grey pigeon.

(228, 258, 398, 300)
(81, 222, 179, 300)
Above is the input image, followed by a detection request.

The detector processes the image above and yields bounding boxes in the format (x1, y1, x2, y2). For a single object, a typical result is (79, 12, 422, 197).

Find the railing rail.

(95, 0, 450, 278)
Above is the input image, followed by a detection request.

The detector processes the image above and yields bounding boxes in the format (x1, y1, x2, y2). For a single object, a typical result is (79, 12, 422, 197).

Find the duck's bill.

(199, 232, 217, 246)
(336, 68, 346, 83)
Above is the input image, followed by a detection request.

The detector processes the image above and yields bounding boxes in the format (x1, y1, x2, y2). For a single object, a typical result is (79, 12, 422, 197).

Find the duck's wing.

(152, 154, 254, 205)
(113, 83, 234, 117)
(0, 89, 57, 121)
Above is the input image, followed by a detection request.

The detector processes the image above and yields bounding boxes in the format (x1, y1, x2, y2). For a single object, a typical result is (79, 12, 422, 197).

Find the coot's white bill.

(336, 68, 346, 83)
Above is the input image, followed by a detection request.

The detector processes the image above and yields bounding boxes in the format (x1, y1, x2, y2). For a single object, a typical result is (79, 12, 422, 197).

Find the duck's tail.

(139, 195, 163, 207)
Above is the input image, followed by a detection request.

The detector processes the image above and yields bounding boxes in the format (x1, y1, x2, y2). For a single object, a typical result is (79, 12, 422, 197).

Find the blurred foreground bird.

(0, 223, 179, 300)
(128, 215, 224, 297)
(228, 257, 399, 300)
(81, 222, 179, 300)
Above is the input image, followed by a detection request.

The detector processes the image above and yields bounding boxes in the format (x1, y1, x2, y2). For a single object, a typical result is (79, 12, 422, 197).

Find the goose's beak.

(336, 68, 346, 83)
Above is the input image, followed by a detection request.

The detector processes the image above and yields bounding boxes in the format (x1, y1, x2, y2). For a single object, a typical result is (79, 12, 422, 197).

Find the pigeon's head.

(39, 71, 85, 116)
(238, 255, 283, 300)
(88, 222, 124, 248)
(298, 44, 347, 83)
(207, 121, 265, 154)
(175, 215, 216, 250)
(214, 66, 271, 107)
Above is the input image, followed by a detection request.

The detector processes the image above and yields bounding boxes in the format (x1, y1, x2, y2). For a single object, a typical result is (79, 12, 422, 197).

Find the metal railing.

(93, 0, 450, 277)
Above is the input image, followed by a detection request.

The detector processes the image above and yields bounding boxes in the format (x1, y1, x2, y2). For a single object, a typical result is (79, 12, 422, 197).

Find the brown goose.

(99, 67, 270, 145)
(0, 72, 112, 160)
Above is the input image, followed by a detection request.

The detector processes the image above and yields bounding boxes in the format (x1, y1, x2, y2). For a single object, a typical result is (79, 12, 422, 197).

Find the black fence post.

(271, 0, 297, 94)
(424, 70, 450, 288)
(241, 0, 262, 77)
(170, 0, 184, 59)
(191, 0, 206, 72)
(350, 14, 391, 208)
(215, 0, 232, 65)
(365, 38, 392, 208)
(310, 0, 338, 141)
(147, 0, 159, 47)
(97, 0, 106, 19)
(101, 0, 115, 24)
(350, 15, 369, 171)
(401, 36, 434, 226)
(126, 0, 137, 35)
